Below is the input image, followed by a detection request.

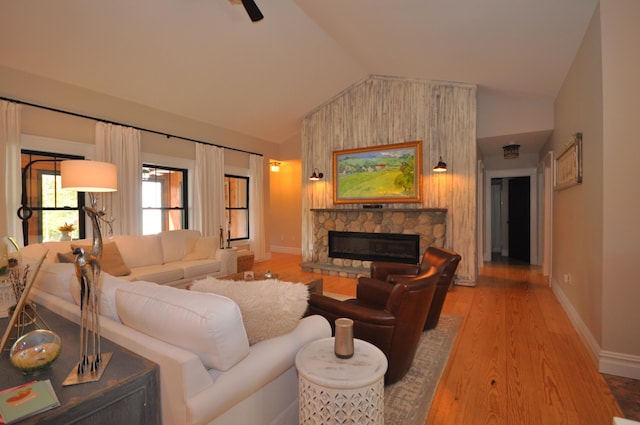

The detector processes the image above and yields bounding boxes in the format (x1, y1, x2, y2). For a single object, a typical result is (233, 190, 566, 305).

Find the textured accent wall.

(301, 75, 478, 285)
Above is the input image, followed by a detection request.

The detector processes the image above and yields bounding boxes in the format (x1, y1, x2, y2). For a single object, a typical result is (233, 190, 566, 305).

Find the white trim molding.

(553, 281, 640, 379)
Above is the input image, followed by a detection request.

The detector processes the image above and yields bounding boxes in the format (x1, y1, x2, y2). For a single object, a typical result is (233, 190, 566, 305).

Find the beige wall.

(550, 4, 604, 345)
(1, 66, 279, 247)
(550, 0, 640, 376)
(599, 0, 640, 359)
(269, 133, 303, 253)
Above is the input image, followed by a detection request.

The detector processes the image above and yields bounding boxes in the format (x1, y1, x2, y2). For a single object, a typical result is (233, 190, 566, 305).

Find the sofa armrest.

(187, 314, 331, 425)
(308, 293, 396, 326)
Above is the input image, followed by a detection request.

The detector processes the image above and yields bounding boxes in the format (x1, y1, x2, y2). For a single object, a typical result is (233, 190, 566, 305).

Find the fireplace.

(328, 231, 420, 264)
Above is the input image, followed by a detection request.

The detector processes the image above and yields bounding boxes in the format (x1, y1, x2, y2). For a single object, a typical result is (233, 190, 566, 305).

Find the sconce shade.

(433, 157, 447, 173)
(309, 168, 324, 181)
(503, 144, 520, 159)
(61, 160, 117, 192)
(270, 161, 281, 172)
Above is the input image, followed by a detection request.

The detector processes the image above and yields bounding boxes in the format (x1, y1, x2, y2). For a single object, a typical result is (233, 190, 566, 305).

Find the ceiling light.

(503, 143, 520, 159)
(270, 161, 281, 172)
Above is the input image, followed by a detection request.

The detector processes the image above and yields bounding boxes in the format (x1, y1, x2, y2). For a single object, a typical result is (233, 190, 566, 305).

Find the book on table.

(0, 379, 60, 424)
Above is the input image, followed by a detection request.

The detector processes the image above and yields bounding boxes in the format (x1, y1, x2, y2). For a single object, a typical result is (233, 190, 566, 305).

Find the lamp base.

(62, 352, 112, 386)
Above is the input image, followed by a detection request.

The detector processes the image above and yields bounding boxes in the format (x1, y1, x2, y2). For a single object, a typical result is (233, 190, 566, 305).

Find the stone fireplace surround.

(301, 208, 447, 278)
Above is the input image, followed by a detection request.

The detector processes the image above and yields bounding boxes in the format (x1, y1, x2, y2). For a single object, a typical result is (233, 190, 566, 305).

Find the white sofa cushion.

(190, 277, 309, 345)
(32, 262, 76, 304)
(127, 264, 184, 285)
(116, 281, 250, 371)
(159, 229, 201, 263)
(182, 237, 218, 261)
(181, 260, 221, 279)
(112, 235, 163, 268)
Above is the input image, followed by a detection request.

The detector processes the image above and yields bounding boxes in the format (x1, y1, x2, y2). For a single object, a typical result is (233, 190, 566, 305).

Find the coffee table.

(219, 270, 323, 294)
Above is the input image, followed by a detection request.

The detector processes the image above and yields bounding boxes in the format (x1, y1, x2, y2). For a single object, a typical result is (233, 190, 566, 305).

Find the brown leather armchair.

(369, 247, 461, 330)
(307, 266, 440, 384)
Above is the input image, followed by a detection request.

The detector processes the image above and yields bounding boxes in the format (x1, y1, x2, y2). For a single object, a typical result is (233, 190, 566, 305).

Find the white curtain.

(193, 143, 225, 237)
(95, 122, 142, 236)
(249, 154, 267, 261)
(0, 101, 23, 243)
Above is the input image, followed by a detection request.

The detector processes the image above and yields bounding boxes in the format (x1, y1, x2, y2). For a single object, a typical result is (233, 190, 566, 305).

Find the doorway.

(484, 168, 538, 265)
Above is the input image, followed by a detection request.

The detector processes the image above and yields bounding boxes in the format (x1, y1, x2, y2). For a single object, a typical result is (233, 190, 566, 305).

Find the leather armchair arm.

(370, 262, 420, 281)
(308, 293, 396, 326)
(356, 277, 394, 307)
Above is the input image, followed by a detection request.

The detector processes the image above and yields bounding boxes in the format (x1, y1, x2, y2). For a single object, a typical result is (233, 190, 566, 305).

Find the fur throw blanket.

(190, 277, 309, 344)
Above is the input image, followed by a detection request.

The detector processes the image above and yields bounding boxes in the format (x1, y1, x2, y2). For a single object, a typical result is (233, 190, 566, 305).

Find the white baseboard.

(552, 281, 640, 379)
(270, 245, 301, 255)
(600, 350, 640, 380)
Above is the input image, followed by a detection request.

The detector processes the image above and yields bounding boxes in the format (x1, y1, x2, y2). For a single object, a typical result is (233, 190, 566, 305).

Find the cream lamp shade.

(60, 160, 117, 192)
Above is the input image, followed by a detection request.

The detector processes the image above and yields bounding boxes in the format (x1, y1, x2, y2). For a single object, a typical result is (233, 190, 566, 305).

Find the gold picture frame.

(333, 141, 423, 204)
(555, 133, 583, 191)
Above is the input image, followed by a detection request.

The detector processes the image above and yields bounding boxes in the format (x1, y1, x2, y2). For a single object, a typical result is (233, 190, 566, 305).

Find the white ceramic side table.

(295, 337, 388, 425)
(219, 247, 238, 274)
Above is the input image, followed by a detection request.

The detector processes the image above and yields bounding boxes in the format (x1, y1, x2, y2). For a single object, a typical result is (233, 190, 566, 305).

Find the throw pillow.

(57, 251, 76, 263)
(190, 277, 309, 345)
(71, 241, 131, 277)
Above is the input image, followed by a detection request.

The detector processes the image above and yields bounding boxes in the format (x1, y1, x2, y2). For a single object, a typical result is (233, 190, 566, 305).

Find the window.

(20, 150, 86, 245)
(224, 175, 249, 241)
(142, 165, 188, 235)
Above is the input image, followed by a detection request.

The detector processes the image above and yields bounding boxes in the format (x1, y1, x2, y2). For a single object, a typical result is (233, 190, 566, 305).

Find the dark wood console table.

(0, 304, 160, 425)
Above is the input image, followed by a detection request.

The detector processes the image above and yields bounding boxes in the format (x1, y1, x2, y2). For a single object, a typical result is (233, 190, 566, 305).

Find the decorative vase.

(59, 231, 71, 241)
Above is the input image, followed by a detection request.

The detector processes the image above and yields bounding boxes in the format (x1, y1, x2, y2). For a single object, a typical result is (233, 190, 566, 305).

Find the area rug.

(384, 314, 462, 425)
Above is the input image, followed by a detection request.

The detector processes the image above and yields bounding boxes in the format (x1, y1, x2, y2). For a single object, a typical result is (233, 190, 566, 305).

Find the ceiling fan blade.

(241, 0, 263, 22)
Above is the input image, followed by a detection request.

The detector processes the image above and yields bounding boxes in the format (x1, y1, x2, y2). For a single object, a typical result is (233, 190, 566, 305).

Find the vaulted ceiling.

(0, 0, 597, 157)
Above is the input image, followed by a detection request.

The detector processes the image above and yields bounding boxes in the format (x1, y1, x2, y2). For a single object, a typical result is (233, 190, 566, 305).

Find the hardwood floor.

(259, 253, 623, 425)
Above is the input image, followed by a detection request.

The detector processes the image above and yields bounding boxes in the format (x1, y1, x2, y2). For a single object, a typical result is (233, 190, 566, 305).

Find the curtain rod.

(1, 96, 263, 157)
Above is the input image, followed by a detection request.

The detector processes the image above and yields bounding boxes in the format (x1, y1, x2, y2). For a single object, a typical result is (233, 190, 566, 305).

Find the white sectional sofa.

(23, 253, 331, 425)
(21, 229, 228, 288)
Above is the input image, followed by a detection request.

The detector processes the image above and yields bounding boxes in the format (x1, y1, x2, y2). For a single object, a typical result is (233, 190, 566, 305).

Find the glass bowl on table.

(10, 329, 62, 374)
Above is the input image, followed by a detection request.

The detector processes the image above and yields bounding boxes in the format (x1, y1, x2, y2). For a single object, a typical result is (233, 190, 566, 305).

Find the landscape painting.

(333, 141, 422, 204)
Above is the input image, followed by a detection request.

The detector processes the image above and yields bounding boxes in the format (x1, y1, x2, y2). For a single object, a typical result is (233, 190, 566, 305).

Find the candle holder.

(334, 318, 354, 359)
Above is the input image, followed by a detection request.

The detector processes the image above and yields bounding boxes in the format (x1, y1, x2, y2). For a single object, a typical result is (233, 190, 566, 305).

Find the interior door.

(508, 176, 530, 263)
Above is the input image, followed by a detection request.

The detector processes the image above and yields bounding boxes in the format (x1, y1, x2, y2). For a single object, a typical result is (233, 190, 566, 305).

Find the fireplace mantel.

(311, 208, 447, 213)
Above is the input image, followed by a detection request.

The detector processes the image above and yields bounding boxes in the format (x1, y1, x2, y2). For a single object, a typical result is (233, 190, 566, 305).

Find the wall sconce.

(503, 143, 520, 159)
(270, 161, 281, 172)
(309, 168, 324, 181)
(433, 157, 447, 173)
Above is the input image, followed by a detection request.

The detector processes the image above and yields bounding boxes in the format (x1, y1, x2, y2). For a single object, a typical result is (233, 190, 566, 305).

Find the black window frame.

(20, 150, 86, 246)
(224, 174, 250, 242)
(141, 164, 189, 232)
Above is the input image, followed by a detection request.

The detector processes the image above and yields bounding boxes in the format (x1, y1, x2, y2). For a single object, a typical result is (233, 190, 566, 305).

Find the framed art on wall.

(333, 141, 422, 204)
(555, 132, 583, 191)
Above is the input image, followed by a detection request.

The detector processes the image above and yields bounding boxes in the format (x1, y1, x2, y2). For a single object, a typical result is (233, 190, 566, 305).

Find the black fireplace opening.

(328, 231, 420, 264)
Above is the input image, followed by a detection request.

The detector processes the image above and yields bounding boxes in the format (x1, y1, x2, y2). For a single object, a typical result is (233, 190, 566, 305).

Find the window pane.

(43, 210, 81, 242)
(143, 210, 162, 235)
(142, 181, 162, 208)
(229, 210, 248, 239)
(225, 176, 248, 208)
